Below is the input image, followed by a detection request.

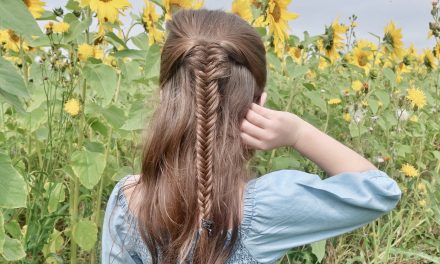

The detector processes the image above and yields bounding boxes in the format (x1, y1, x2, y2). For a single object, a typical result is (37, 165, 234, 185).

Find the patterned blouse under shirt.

(101, 169, 402, 264)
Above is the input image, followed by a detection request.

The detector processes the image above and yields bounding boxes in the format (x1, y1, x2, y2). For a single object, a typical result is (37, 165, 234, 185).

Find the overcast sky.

(43, 0, 435, 52)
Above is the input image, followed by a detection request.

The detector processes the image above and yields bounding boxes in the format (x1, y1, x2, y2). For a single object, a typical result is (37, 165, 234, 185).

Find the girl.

(101, 9, 401, 264)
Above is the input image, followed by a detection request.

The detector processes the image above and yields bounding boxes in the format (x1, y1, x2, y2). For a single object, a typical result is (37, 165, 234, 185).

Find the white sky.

(42, 0, 435, 52)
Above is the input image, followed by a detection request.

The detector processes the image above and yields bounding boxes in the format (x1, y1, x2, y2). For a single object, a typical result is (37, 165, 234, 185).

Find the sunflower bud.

(73, 10, 81, 18)
(369, 69, 378, 79)
(53, 7, 64, 17)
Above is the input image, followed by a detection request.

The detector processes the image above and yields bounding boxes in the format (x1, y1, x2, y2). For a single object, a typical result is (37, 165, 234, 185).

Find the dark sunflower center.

(7, 30, 20, 43)
(99, 0, 113, 2)
(358, 54, 368, 66)
(272, 2, 281, 22)
(23, 0, 31, 7)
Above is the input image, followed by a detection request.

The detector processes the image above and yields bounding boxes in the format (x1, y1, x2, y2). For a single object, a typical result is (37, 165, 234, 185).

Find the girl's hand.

(240, 103, 303, 150)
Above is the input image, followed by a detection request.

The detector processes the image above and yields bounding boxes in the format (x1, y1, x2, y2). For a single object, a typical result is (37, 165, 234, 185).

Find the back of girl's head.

(138, 9, 266, 264)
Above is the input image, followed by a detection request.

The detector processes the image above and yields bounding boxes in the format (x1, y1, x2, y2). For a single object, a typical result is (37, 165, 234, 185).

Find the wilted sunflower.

(163, 0, 204, 20)
(232, 0, 253, 23)
(254, 0, 299, 57)
(81, 0, 130, 24)
(23, 0, 45, 19)
(383, 21, 403, 59)
(142, 0, 164, 46)
(318, 18, 348, 62)
(406, 86, 427, 109)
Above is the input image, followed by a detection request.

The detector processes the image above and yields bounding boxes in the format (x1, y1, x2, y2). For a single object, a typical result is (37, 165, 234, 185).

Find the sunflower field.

(0, 0, 439, 263)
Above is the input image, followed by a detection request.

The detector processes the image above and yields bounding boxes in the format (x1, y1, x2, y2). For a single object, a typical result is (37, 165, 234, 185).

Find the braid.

(188, 41, 229, 235)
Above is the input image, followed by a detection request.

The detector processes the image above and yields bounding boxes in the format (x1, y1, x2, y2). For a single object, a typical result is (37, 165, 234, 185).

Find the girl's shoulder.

(109, 174, 142, 218)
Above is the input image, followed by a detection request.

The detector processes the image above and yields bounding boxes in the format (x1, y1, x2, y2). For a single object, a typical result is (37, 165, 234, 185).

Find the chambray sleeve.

(242, 169, 402, 263)
(101, 176, 140, 264)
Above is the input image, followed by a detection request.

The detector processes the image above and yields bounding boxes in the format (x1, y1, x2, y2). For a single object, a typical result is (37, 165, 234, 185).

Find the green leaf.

(389, 248, 440, 263)
(102, 105, 126, 129)
(382, 68, 396, 86)
(144, 44, 161, 79)
(304, 90, 327, 113)
(0, 211, 4, 254)
(0, 153, 28, 208)
(375, 90, 390, 109)
(63, 13, 92, 43)
(311, 240, 326, 262)
(271, 156, 300, 170)
(72, 219, 98, 251)
(48, 183, 64, 214)
(349, 123, 368, 138)
(83, 64, 118, 107)
(131, 33, 149, 50)
(2, 236, 25, 261)
(368, 98, 379, 114)
(0, 0, 44, 40)
(0, 57, 29, 99)
(71, 150, 106, 190)
(0, 89, 26, 113)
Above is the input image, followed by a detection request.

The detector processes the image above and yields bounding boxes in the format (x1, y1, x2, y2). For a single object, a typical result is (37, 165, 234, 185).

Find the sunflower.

(400, 163, 418, 177)
(422, 48, 437, 69)
(328, 98, 341, 105)
(23, 0, 45, 19)
(342, 112, 351, 122)
(434, 43, 440, 59)
(82, 0, 131, 24)
(0, 29, 28, 52)
(142, 0, 164, 46)
(254, 0, 299, 57)
(351, 80, 363, 92)
(406, 86, 427, 109)
(348, 39, 376, 73)
(318, 18, 348, 62)
(383, 21, 404, 59)
(78, 43, 103, 61)
(52, 22, 70, 33)
(288, 46, 302, 63)
(64, 99, 81, 116)
(163, 0, 204, 20)
(232, 0, 253, 23)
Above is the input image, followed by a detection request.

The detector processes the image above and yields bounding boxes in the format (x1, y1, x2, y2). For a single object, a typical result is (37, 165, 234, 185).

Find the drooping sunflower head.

(23, 0, 45, 19)
(422, 48, 436, 69)
(255, 0, 299, 57)
(383, 21, 403, 58)
(319, 18, 348, 61)
(142, 0, 165, 46)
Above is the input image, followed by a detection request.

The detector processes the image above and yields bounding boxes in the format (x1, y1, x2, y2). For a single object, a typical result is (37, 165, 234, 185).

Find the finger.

(250, 103, 272, 119)
(240, 132, 263, 150)
(246, 109, 270, 129)
(241, 118, 266, 140)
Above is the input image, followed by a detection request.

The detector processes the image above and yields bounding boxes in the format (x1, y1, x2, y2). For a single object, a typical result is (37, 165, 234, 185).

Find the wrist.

(286, 113, 308, 149)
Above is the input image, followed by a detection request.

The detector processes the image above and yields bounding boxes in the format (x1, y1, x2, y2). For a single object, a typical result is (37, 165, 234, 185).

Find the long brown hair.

(136, 9, 266, 263)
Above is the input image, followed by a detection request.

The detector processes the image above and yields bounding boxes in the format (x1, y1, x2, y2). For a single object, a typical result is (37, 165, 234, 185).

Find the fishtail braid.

(187, 40, 230, 236)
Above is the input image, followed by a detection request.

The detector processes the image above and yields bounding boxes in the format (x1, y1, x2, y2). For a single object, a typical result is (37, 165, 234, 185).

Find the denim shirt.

(101, 169, 401, 263)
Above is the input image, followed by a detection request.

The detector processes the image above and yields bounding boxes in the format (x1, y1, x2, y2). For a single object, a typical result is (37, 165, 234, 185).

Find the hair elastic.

(201, 219, 214, 236)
